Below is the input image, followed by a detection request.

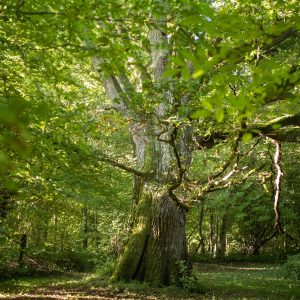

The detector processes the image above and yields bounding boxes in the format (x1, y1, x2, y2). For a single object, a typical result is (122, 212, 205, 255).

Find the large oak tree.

(2, 0, 299, 285)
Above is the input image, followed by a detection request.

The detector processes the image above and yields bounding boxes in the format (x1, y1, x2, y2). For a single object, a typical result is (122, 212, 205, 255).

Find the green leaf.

(272, 123, 281, 130)
(182, 15, 202, 26)
(215, 109, 224, 122)
(181, 66, 190, 80)
(202, 100, 213, 111)
(162, 68, 179, 78)
(190, 109, 210, 119)
(172, 56, 185, 66)
(242, 132, 253, 142)
(191, 69, 204, 79)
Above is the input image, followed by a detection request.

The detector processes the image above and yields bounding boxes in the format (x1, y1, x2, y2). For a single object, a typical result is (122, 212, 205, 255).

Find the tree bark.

(111, 125, 190, 285)
(216, 214, 229, 259)
(197, 200, 206, 254)
(18, 233, 27, 267)
(94, 211, 100, 253)
(82, 202, 88, 249)
(208, 212, 219, 257)
(112, 187, 188, 285)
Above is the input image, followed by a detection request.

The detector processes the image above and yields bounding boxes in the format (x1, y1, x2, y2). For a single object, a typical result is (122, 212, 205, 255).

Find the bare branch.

(201, 164, 266, 196)
(19, 10, 65, 15)
(259, 137, 299, 243)
(188, 135, 240, 186)
(97, 153, 149, 178)
(265, 137, 283, 231)
(167, 125, 189, 210)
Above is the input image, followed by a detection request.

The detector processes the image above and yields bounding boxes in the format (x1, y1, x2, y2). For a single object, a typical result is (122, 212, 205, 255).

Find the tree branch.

(96, 153, 149, 178)
(265, 137, 283, 231)
(188, 135, 240, 186)
(195, 113, 300, 150)
(189, 163, 266, 202)
(167, 125, 189, 210)
(19, 10, 65, 15)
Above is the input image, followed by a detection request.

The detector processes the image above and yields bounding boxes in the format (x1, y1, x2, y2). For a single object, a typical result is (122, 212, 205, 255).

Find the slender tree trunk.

(82, 202, 88, 249)
(198, 201, 205, 254)
(18, 233, 27, 267)
(94, 211, 100, 253)
(216, 214, 229, 259)
(209, 211, 217, 256)
(54, 214, 57, 226)
(214, 216, 219, 258)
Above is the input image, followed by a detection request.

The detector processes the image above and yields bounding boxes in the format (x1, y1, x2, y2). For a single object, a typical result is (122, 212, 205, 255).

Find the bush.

(31, 248, 96, 272)
(279, 253, 300, 280)
(96, 256, 116, 278)
(223, 253, 284, 264)
(176, 261, 202, 292)
(190, 253, 214, 263)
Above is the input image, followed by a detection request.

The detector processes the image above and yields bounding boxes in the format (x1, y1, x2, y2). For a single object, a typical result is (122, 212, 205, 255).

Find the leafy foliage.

(278, 254, 300, 280)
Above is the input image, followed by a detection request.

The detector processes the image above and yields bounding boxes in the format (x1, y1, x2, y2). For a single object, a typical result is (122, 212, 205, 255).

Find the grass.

(197, 262, 300, 299)
(0, 262, 299, 299)
(0, 273, 201, 299)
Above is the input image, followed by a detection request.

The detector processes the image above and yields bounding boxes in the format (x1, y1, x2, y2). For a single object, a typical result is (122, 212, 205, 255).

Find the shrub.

(176, 260, 202, 292)
(279, 253, 300, 280)
(96, 257, 116, 278)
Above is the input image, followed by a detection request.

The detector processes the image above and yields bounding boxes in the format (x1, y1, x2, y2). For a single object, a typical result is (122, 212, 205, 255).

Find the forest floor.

(0, 262, 299, 299)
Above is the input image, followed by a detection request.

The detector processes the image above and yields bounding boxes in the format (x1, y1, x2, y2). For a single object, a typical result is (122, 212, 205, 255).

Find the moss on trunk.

(111, 188, 189, 286)
(111, 191, 153, 282)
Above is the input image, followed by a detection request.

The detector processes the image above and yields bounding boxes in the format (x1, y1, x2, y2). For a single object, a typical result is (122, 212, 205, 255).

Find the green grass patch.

(0, 273, 202, 299)
(196, 262, 300, 299)
(0, 263, 299, 299)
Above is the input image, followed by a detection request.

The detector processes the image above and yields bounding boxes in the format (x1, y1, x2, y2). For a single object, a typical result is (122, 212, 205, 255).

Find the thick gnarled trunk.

(112, 187, 188, 285)
(140, 194, 188, 285)
(111, 126, 190, 285)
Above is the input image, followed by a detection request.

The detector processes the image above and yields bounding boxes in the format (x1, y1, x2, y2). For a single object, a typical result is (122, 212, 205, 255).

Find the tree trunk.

(82, 202, 88, 249)
(216, 214, 229, 259)
(111, 187, 188, 285)
(94, 211, 100, 253)
(111, 126, 190, 286)
(198, 200, 206, 254)
(18, 233, 27, 267)
(209, 211, 218, 256)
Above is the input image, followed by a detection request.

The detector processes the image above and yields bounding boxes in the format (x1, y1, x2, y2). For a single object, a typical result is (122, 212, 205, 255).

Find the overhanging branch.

(188, 135, 240, 186)
(195, 113, 300, 150)
(97, 153, 149, 178)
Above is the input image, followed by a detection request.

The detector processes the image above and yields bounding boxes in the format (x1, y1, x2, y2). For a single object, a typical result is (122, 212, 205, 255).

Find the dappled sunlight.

(1, 263, 299, 299)
(197, 263, 300, 299)
(195, 263, 270, 273)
